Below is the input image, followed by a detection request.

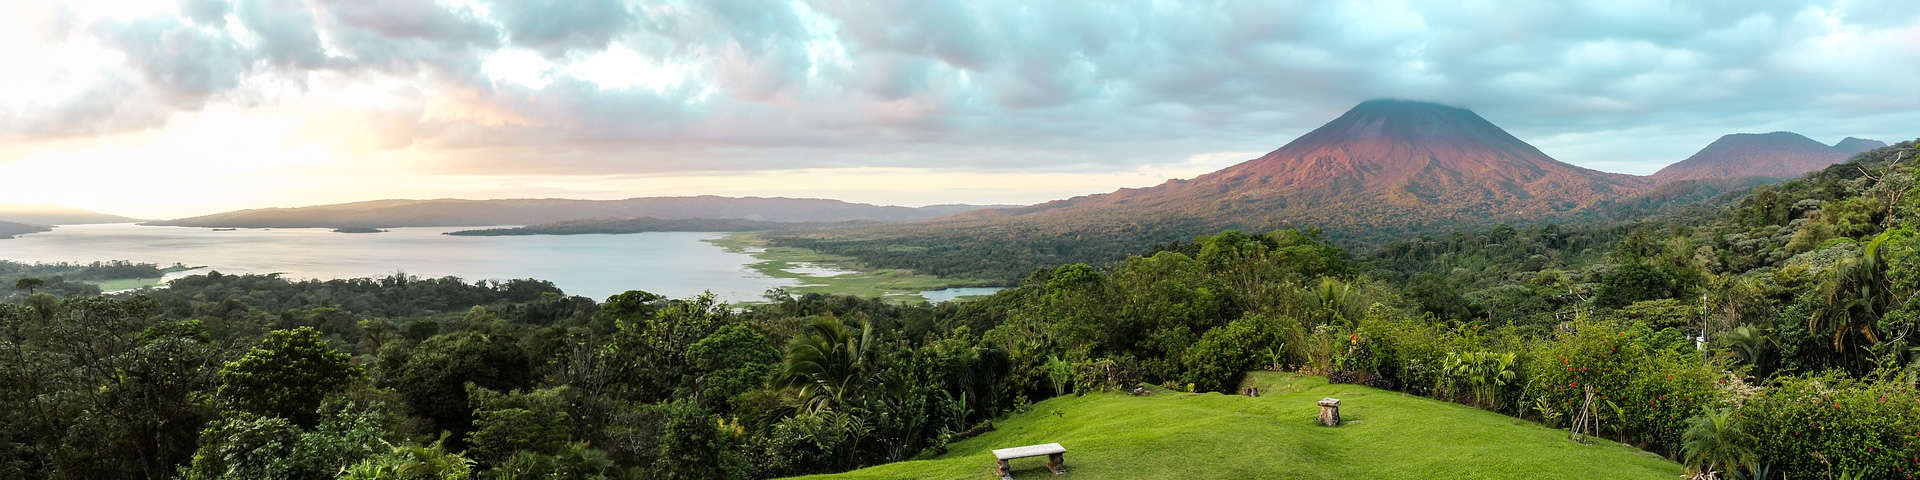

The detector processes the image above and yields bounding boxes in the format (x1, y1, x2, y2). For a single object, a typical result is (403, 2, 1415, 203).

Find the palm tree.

(1444, 351, 1515, 410)
(1810, 232, 1896, 355)
(777, 315, 888, 413)
(1681, 409, 1755, 478)
(1718, 325, 1769, 370)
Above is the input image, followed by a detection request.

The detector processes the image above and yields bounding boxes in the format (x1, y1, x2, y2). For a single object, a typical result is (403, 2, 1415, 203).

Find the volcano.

(1648, 132, 1855, 184)
(976, 99, 1648, 232)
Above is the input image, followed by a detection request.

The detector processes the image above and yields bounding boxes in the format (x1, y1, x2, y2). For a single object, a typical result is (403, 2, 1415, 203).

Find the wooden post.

(1318, 398, 1341, 426)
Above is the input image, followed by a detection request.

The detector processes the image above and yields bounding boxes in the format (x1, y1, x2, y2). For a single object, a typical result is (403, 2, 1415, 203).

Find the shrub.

(1182, 314, 1294, 392)
(1738, 372, 1920, 479)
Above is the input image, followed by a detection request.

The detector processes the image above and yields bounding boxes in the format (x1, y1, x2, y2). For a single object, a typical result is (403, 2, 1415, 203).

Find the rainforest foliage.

(1, 140, 1918, 480)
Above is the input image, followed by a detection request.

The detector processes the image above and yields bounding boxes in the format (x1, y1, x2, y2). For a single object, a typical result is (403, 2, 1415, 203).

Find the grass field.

(795, 372, 1682, 479)
(89, 277, 169, 292)
(707, 233, 998, 303)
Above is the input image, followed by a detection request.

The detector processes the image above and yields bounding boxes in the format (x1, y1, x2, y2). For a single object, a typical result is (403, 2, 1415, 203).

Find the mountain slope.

(147, 196, 1009, 228)
(0, 204, 139, 225)
(796, 373, 1679, 479)
(1833, 137, 1888, 155)
(1648, 132, 1853, 184)
(0, 220, 50, 239)
(770, 100, 1650, 281)
(994, 99, 1645, 223)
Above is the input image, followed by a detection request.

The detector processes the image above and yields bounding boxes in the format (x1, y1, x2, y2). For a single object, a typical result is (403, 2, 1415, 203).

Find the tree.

(1596, 262, 1678, 309)
(1809, 231, 1896, 356)
(12, 277, 42, 295)
(684, 324, 778, 412)
(378, 329, 533, 450)
(339, 433, 475, 480)
(1443, 351, 1517, 410)
(219, 327, 363, 427)
(464, 385, 571, 467)
(1680, 409, 1755, 478)
(654, 401, 743, 480)
(1182, 314, 1292, 392)
(777, 316, 887, 413)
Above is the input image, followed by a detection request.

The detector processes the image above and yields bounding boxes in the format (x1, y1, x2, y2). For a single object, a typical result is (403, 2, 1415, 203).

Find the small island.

(332, 227, 389, 234)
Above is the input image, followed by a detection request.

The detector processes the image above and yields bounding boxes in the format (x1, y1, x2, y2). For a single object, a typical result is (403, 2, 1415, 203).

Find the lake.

(1, 224, 805, 303)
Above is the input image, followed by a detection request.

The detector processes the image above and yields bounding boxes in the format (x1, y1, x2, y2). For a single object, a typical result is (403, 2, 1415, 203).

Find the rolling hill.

(795, 373, 1680, 479)
(0, 204, 139, 225)
(0, 220, 50, 239)
(146, 197, 1008, 228)
(1648, 132, 1856, 184)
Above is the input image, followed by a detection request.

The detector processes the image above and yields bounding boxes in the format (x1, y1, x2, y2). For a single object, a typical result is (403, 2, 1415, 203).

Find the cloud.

(3, 0, 1919, 182)
(91, 16, 249, 104)
(492, 0, 634, 55)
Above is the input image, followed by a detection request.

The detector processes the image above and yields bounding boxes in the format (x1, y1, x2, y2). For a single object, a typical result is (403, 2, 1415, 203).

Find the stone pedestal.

(1318, 397, 1341, 426)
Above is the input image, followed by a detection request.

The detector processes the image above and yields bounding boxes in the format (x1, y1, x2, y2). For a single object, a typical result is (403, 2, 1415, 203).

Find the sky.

(1, 0, 1917, 219)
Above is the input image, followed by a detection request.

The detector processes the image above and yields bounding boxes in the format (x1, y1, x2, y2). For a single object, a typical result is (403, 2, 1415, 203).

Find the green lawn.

(706, 233, 997, 303)
(795, 372, 1682, 479)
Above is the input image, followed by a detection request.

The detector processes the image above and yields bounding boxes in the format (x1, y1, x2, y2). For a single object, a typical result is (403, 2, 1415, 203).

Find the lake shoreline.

(705, 233, 1003, 303)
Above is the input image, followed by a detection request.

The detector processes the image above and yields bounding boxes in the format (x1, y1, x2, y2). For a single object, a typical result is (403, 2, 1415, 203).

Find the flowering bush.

(1525, 318, 1724, 451)
(1737, 372, 1920, 479)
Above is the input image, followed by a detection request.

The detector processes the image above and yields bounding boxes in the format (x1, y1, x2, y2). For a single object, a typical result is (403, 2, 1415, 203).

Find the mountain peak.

(999, 99, 1647, 230)
(1834, 137, 1888, 155)
(1649, 131, 1852, 184)
(1194, 99, 1640, 201)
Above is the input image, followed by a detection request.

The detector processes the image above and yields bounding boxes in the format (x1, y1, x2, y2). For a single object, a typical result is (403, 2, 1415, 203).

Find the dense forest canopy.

(0, 140, 1916, 479)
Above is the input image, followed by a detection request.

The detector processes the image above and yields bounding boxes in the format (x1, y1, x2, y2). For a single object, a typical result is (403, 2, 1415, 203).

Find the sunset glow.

(2, 1, 1917, 218)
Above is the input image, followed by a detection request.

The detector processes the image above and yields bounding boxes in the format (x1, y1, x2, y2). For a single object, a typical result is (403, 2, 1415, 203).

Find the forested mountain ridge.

(444, 217, 849, 236)
(146, 197, 1009, 228)
(1648, 132, 1858, 184)
(0, 204, 138, 225)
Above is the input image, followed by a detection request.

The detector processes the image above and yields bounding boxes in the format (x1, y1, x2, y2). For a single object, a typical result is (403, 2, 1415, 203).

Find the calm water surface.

(1, 224, 795, 302)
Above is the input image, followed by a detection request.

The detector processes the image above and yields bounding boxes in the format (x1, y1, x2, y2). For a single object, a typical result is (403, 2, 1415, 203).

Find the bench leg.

(1048, 453, 1066, 474)
(997, 459, 1013, 480)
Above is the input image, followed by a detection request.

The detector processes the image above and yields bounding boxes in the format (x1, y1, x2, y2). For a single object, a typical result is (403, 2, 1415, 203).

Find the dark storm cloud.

(13, 0, 1920, 176)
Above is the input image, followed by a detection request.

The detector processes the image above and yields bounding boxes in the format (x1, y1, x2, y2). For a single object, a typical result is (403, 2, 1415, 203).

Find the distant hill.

(1648, 132, 1854, 184)
(0, 220, 50, 239)
(445, 217, 830, 236)
(771, 99, 1653, 281)
(147, 197, 1011, 228)
(0, 204, 139, 225)
(1834, 136, 1888, 155)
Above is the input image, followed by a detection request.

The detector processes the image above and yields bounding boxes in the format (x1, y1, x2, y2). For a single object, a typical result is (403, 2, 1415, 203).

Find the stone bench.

(992, 442, 1066, 479)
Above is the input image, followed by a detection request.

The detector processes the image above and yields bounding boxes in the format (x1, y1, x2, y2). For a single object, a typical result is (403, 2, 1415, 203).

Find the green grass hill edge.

(792, 372, 1681, 480)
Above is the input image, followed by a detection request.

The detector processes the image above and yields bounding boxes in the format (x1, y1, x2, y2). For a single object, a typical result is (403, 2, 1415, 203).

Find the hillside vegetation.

(3, 140, 1918, 480)
(799, 373, 1679, 480)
